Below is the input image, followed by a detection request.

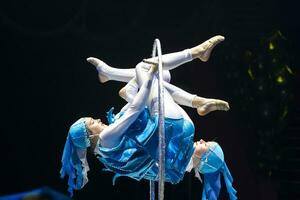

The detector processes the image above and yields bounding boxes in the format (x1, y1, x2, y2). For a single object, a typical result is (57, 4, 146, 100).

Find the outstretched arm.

(100, 65, 157, 148)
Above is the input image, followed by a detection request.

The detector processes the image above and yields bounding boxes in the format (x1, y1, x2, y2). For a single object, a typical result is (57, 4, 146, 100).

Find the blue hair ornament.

(60, 118, 91, 196)
(198, 142, 237, 200)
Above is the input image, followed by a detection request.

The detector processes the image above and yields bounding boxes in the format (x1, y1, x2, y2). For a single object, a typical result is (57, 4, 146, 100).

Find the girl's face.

(194, 139, 210, 158)
(85, 117, 107, 135)
(192, 139, 211, 168)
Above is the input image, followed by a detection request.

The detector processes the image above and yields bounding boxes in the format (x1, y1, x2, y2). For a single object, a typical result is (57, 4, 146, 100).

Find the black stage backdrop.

(0, 0, 299, 200)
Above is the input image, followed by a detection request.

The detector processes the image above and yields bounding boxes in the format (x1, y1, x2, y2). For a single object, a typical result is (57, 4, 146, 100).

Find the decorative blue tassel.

(201, 163, 237, 200)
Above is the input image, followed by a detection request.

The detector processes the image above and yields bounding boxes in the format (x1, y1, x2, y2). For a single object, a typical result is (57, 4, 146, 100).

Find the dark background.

(0, 0, 299, 199)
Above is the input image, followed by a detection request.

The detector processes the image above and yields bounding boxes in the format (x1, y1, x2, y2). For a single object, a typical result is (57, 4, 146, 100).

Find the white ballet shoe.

(196, 99, 230, 116)
(86, 57, 110, 83)
(192, 35, 225, 62)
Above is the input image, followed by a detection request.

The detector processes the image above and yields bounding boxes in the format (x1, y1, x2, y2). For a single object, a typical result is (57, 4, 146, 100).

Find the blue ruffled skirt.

(97, 107, 195, 184)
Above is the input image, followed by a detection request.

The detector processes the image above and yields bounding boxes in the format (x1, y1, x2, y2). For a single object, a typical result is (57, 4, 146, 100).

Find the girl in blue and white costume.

(61, 36, 237, 200)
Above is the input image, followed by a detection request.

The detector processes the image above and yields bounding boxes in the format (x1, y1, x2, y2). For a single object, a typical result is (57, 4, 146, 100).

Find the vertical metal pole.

(149, 38, 165, 200)
(156, 39, 165, 200)
(150, 180, 155, 200)
(149, 39, 157, 200)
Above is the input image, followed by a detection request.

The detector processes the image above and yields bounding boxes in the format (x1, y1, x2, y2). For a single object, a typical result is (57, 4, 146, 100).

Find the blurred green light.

(276, 75, 284, 84)
(268, 42, 275, 50)
(285, 65, 294, 75)
(268, 171, 272, 177)
(247, 67, 255, 80)
(280, 106, 288, 120)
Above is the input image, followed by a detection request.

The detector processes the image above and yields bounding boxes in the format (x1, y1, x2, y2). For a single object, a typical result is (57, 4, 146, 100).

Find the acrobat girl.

(60, 36, 237, 200)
